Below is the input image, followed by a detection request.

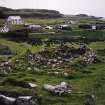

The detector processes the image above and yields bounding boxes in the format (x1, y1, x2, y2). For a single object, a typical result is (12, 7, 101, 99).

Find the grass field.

(0, 38, 105, 105)
(0, 17, 105, 105)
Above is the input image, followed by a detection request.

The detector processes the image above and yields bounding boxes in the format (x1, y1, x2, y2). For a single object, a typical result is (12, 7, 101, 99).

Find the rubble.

(43, 82, 72, 96)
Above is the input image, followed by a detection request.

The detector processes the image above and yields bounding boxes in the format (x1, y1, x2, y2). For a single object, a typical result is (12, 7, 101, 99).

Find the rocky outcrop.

(0, 95, 37, 105)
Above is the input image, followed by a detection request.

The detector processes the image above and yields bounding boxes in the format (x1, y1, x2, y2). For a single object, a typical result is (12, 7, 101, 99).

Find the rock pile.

(44, 82, 72, 96)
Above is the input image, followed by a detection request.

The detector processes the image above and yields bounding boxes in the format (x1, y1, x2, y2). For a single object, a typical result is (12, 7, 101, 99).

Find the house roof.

(7, 16, 22, 20)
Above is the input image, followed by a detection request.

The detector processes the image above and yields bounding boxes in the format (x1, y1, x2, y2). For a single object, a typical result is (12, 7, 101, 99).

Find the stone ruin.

(0, 44, 99, 74)
(25, 44, 98, 69)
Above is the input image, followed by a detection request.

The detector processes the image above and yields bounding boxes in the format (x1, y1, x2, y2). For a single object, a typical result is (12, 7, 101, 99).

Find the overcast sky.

(0, 0, 105, 17)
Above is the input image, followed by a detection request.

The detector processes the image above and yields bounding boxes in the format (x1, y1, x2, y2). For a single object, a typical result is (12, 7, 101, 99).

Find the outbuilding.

(27, 25, 42, 31)
(45, 26, 53, 30)
(27, 25, 41, 29)
(57, 24, 72, 30)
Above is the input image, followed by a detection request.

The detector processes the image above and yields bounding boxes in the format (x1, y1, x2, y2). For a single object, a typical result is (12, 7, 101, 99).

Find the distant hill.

(65, 14, 102, 20)
(75, 14, 101, 19)
(0, 6, 63, 18)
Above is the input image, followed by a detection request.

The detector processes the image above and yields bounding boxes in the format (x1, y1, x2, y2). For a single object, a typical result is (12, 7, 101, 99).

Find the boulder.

(0, 95, 16, 105)
(43, 82, 72, 96)
(15, 96, 35, 105)
(0, 95, 38, 105)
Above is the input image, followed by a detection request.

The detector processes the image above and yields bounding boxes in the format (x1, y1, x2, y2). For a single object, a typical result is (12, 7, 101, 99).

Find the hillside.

(0, 11, 105, 105)
(0, 6, 63, 18)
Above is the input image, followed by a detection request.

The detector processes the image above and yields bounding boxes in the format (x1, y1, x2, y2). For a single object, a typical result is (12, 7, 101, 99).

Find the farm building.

(79, 24, 92, 30)
(92, 23, 105, 30)
(7, 16, 23, 25)
(27, 25, 42, 31)
(79, 23, 105, 30)
(95, 23, 105, 30)
(45, 26, 53, 30)
(65, 21, 77, 24)
(27, 25, 41, 29)
(57, 24, 72, 30)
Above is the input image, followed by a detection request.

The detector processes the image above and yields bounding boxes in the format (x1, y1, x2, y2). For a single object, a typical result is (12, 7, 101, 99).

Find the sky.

(0, 0, 105, 17)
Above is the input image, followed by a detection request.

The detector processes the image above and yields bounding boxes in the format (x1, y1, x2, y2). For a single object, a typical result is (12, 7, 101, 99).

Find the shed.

(27, 25, 42, 31)
(57, 24, 72, 30)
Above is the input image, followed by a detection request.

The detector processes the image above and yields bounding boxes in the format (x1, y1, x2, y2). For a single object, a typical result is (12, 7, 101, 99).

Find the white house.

(7, 16, 23, 25)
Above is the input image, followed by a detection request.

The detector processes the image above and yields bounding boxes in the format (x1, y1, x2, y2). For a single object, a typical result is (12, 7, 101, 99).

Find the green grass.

(0, 38, 105, 105)
(89, 42, 105, 50)
(1, 62, 105, 105)
(0, 16, 105, 105)
(24, 18, 69, 25)
(0, 38, 45, 60)
(29, 30, 105, 41)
